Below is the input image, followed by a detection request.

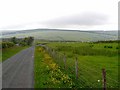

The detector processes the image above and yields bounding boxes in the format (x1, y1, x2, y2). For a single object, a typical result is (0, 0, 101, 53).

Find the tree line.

(1, 36, 34, 49)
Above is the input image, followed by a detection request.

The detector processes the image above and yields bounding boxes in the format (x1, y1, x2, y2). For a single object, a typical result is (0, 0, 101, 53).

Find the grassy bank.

(34, 47, 73, 88)
(2, 46, 29, 62)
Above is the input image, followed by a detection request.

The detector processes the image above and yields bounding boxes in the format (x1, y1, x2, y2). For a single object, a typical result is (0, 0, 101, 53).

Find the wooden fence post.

(55, 51, 57, 59)
(63, 53, 66, 69)
(50, 49, 52, 56)
(46, 46, 48, 51)
(102, 68, 106, 90)
(75, 57, 78, 80)
(52, 50, 55, 58)
(48, 47, 49, 52)
(51, 49, 53, 57)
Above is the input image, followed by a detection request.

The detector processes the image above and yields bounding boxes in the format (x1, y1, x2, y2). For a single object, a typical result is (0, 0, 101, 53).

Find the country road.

(2, 46, 35, 88)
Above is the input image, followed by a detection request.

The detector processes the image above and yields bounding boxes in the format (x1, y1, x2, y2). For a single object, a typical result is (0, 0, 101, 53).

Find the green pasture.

(45, 42, 119, 88)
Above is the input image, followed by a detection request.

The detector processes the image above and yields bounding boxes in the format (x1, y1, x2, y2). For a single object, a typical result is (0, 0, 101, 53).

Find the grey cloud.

(44, 12, 108, 26)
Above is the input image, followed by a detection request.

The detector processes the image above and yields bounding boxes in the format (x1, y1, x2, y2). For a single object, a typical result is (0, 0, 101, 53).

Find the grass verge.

(34, 46, 73, 88)
(2, 46, 29, 62)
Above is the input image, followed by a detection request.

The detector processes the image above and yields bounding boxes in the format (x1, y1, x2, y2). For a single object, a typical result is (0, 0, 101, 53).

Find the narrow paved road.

(2, 46, 35, 88)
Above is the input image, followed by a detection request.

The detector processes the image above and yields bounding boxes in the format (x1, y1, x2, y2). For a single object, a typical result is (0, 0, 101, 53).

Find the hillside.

(2, 29, 118, 42)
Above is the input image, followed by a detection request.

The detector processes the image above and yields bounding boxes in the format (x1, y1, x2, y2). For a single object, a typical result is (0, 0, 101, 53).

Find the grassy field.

(2, 46, 29, 62)
(2, 29, 118, 42)
(35, 42, 119, 88)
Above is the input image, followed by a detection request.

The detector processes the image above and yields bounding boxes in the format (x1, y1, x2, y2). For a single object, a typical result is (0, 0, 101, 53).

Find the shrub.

(107, 46, 112, 48)
(116, 47, 119, 49)
(104, 46, 107, 48)
(90, 45, 94, 47)
(19, 42, 27, 46)
(2, 42, 14, 48)
(104, 45, 112, 49)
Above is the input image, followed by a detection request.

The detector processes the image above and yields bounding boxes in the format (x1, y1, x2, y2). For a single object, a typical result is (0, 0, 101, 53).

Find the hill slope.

(2, 29, 118, 42)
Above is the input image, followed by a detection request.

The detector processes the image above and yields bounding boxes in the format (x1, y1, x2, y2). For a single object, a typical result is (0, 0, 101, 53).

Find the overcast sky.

(0, 0, 119, 31)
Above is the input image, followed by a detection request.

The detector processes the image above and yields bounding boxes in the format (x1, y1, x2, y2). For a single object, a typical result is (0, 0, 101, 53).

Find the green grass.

(2, 46, 29, 62)
(2, 30, 118, 41)
(34, 47, 49, 88)
(45, 42, 119, 88)
(64, 56, 118, 88)
(0, 50, 2, 62)
(34, 47, 73, 88)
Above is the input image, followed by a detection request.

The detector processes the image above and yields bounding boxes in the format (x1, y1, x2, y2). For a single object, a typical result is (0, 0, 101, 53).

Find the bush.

(107, 46, 112, 48)
(116, 46, 119, 49)
(19, 42, 27, 46)
(104, 45, 112, 49)
(90, 45, 94, 47)
(2, 42, 14, 48)
(104, 46, 107, 48)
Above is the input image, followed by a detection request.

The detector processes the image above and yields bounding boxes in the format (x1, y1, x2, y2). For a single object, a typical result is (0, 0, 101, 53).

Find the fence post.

(58, 54, 60, 61)
(75, 57, 78, 80)
(48, 48, 50, 54)
(55, 51, 57, 59)
(52, 50, 55, 58)
(63, 53, 66, 70)
(102, 68, 106, 90)
(50, 49, 52, 56)
(46, 46, 48, 51)
(51, 49, 53, 57)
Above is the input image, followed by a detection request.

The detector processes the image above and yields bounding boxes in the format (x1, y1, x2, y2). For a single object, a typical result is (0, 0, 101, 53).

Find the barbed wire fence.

(40, 45, 118, 89)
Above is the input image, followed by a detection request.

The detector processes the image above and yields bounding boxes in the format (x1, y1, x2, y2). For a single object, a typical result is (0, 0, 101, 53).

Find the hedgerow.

(2, 42, 15, 48)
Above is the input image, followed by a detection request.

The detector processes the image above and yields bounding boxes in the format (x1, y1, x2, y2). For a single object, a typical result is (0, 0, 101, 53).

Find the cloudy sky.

(0, 0, 119, 31)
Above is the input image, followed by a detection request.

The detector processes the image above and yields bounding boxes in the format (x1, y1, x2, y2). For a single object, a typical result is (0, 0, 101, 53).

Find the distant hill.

(2, 29, 118, 42)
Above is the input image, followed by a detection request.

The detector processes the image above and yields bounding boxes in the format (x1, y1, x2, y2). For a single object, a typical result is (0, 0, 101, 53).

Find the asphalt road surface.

(2, 46, 35, 88)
